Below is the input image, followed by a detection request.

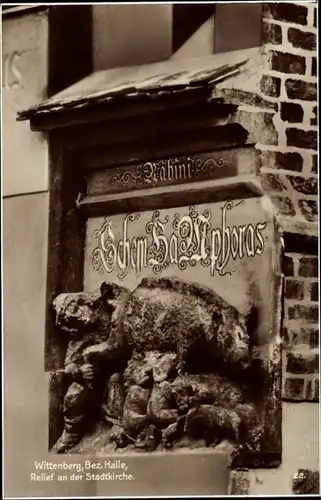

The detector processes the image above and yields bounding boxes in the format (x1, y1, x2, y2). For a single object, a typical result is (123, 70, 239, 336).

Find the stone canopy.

(17, 47, 262, 125)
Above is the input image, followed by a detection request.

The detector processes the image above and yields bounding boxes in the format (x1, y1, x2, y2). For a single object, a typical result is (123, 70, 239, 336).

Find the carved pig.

(82, 277, 252, 374)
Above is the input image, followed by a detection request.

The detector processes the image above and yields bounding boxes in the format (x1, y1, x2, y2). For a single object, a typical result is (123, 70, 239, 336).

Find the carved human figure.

(51, 283, 129, 453)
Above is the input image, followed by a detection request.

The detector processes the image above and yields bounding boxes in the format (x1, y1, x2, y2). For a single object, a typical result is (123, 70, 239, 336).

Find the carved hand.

(83, 342, 109, 363)
(64, 362, 80, 379)
(79, 364, 95, 381)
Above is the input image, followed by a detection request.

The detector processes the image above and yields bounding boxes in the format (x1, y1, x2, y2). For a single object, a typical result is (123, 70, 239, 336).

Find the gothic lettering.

(92, 202, 268, 280)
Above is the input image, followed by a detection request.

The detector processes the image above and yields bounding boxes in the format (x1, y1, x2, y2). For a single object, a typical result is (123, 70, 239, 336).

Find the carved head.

(53, 290, 103, 336)
(53, 282, 129, 338)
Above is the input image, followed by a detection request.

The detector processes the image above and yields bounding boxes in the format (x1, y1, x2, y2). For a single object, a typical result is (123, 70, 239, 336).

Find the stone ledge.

(276, 216, 318, 237)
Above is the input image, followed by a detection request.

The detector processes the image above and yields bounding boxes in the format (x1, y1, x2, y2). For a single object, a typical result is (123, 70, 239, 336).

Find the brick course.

(263, 3, 308, 25)
(280, 102, 304, 123)
(285, 80, 317, 101)
(224, 3, 318, 406)
(288, 28, 316, 51)
(270, 51, 306, 75)
(298, 256, 318, 277)
(286, 128, 317, 150)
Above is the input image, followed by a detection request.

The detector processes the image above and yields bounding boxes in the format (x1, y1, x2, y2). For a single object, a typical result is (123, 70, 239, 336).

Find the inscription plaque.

(86, 148, 260, 197)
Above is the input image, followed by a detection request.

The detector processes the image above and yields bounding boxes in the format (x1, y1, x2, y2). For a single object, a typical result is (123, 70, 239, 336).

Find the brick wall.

(215, 1, 318, 411)
(259, 2, 317, 223)
(214, 2, 318, 403)
(259, 1, 319, 404)
(215, 3, 317, 222)
(282, 252, 319, 400)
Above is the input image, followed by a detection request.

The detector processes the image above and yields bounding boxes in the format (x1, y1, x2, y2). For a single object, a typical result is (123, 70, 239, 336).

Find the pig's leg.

(83, 328, 128, 364)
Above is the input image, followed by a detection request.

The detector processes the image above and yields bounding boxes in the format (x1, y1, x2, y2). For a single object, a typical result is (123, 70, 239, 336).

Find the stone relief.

(51, 277, 264, 456)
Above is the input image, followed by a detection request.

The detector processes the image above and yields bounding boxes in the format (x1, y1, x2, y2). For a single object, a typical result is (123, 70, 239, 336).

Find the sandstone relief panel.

(50, 198, 282, 466)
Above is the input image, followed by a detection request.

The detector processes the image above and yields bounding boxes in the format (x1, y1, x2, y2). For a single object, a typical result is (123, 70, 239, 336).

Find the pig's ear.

(101, 282, 130, 301)
(100, 282, 117, 300)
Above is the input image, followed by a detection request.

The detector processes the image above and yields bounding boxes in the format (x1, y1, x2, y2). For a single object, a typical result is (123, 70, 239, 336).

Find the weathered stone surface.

(123, 385, 151, 437)
(260, 75, 281, 98)
(67, 420, 119, 454)
(53, 290, 102, 336)
(109, 423, 130, 448)
(123, 351, 177, 388)
(123, 352, 153, 389)
(63, 382, 88, 415)
(121, 278, 251, 374)
(263, 22, 282, 45)
(171, 373, 246, 411)
(51, 277, 274, 461)
(216, 88, 278, 110)
(148, 381, 179, 428)
(258, 150, 304, 173)
(171, 435, 208, 450)
(153, 353, 177, 382)
(53, 282, 129, 339)
(104, 373, 125, 419)
(261, 173, 286, 192)
(162, 418, 185, 448)
(185, 405, 242, 445)
(135, 425, 160, 451)
(271, 196, 296, 216)
(64, 338, 95, 366)
(236, 111, 278, 146)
